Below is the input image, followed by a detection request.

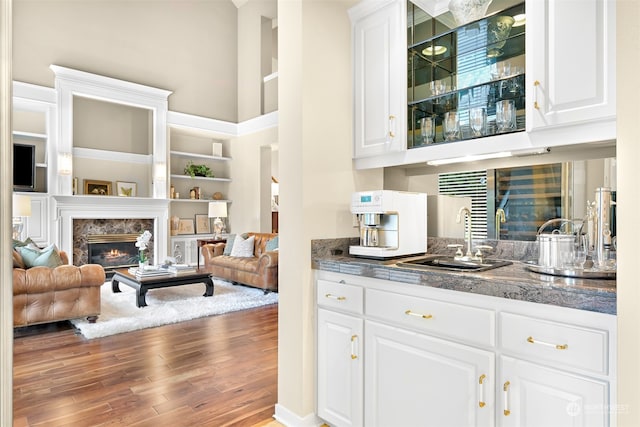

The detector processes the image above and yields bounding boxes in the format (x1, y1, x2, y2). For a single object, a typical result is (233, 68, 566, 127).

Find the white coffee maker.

(349, 190, 427, 259)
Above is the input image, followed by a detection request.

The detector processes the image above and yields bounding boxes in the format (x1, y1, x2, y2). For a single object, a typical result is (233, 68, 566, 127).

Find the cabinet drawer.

(366, 288, 495, 347)
(500, 312, 608, 375)
(317, 280, 363, 315)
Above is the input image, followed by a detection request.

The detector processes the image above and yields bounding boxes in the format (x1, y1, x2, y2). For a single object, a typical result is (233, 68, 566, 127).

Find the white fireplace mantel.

(52, 195, 170, 263)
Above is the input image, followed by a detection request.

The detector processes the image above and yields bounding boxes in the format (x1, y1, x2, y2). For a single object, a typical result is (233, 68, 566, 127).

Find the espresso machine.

(349, 190, 427, 259)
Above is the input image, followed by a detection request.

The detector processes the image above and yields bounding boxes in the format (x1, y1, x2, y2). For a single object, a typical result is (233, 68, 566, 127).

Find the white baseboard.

(273, 403, 325, 427)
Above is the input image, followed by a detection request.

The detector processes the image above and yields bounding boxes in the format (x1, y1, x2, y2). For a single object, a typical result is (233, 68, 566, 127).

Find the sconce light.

(208, 202, 228, 238)
(58, 152, 73, 175)
(154, 162, 167, 182)
(12, 194, 32, 240)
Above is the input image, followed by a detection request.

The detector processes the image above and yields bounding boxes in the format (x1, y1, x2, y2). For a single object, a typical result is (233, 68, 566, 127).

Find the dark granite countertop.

(312, 238, 617, 315)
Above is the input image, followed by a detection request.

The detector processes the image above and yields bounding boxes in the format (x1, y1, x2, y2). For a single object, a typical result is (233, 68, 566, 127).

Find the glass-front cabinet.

(407, 2, 526, 149)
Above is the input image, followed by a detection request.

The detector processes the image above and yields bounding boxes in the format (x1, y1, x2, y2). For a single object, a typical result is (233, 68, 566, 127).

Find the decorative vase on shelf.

(448, 0, 492, 26)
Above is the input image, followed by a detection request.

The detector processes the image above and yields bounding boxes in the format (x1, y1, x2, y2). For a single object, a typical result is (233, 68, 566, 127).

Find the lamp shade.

(13, 194, 32, 217)
(58, 152, 73, 175)
(208, 202, 227, 218)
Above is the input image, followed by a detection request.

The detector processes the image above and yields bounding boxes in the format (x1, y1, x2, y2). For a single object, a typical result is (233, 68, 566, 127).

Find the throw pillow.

(265, 236, 279, 252)
(230, 235, 255, 258)
(13, 249, 26, 269)
(223, 232, 250, 256)
(12, 237, 36, 249)
(223, 234, 236, 256)
(17, 244, 64, 268)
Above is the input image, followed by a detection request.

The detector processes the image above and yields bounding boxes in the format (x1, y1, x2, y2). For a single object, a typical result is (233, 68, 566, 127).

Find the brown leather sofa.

(201, 232, 278, 293)
(13, 251, 106, 327)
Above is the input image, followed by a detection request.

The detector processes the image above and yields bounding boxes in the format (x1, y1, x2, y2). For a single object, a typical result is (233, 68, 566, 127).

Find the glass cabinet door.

(407, 2, 526, 149)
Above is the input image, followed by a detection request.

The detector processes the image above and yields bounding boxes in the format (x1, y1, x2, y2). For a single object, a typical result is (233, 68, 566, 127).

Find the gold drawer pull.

(527, 336, 568, 350)
(533, 80, 540, 109)
(350, 335, 359, 360)
(325, 293, 346, 301)
(405, 309, 433, 319)
(503, 381, 511, 416)
(478, 374, 487, 408)
(389, 115, 396, 138)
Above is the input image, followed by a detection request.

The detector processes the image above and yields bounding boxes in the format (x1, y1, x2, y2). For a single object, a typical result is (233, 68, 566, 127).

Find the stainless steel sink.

(396, 255, 512, 272)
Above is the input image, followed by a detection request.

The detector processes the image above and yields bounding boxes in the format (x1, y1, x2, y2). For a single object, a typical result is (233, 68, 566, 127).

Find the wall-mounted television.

(13, 143, 36, 191)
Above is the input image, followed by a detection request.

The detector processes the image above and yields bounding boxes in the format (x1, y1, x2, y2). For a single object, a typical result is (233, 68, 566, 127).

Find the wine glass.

(443, 111, 460, 141)
(574, 235, 587, 269)
(420, 116, 435, 144)
(495, 100, 516, 133)
(469, 107, 487, 137)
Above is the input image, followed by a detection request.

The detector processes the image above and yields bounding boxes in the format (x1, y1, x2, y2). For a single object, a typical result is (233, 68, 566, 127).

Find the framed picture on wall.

(116, 181, 137, 197)
(83, 179, 112, 196)
(177, 218, 195, 235)
(195, 214, 211, 234)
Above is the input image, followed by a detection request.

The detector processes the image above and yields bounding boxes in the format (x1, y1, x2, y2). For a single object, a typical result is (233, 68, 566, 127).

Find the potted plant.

(184, 161, 214, 178)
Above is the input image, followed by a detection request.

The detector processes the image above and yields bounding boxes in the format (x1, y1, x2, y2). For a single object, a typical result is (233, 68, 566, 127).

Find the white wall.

(13, 0, 238, 121)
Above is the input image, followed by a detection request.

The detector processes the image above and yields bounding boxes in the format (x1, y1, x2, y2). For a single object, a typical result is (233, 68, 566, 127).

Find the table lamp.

(12, 194, 32, 240)
(208, 201, 227, 238)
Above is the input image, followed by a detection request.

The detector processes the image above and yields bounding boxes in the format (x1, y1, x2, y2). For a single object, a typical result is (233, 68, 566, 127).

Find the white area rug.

(71, 279, 278, 339)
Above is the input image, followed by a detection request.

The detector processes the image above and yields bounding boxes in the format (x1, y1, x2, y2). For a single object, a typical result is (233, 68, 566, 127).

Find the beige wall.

(13, 0, 238, 122)
(228, 126, 278, 233)
(616, 1, 640, 425)
(277, 0, 380, 419)
(237, 0, 277, 121)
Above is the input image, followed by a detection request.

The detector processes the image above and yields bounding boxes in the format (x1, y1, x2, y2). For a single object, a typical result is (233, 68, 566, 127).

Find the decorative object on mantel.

(84, 179, 112, 196)
(184, 161, 214, 178)
(116, 181, 137, 197)
(135, 230, 152, 268)
(213, 191, 223, 200)
(448, 0, 492, 26)
(209, 201, 228, 238)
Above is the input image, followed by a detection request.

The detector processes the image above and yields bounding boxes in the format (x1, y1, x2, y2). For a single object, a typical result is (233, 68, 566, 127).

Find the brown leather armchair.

(201, 232, 278, 293)
(13, 251, 105, 327)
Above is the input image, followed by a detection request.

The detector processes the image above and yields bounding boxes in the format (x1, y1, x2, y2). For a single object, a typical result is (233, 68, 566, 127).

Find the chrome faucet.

(495, 208, 506, 239)
(456, 206, 473, 260)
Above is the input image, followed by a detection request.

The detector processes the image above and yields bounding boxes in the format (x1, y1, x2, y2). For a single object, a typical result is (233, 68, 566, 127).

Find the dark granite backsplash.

(311, 236, 537, 268)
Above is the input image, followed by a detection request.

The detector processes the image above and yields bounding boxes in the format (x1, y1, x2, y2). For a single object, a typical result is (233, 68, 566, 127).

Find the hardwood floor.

(13, 304, 278, 427)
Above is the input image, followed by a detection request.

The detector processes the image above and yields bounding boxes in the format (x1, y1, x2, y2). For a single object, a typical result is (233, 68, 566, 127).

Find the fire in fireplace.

(87, 234, 146, 274)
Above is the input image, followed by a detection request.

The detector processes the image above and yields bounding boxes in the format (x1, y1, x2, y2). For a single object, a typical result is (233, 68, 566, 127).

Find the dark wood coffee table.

(111, 268, 214, 308)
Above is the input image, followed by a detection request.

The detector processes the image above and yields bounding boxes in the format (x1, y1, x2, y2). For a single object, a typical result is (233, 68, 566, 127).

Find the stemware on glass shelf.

(469, 107, 487, 137)
(420, 116, 435, 144)
(495, 99, 516, 133)
(443, 111, 460, 141)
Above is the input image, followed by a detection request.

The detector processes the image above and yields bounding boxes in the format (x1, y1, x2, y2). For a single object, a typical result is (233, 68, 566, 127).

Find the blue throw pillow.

(17, 244, 64, 268)
(223, 234, 236, 256)
(265, 236, 279, 252)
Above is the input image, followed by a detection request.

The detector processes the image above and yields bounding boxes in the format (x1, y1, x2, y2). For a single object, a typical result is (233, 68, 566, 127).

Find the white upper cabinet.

(527, 0, 616, 132)
(350, 0, 407, 159)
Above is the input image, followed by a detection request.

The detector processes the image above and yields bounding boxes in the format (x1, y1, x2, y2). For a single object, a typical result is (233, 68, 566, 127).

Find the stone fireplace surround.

(53, 195, 170, 266)
(74, 218, 154, 267)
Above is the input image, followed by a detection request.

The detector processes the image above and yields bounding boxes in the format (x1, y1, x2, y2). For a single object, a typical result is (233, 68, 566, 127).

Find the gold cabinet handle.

(389, 115, 396, 138)
(324, 293, 346, 301)
(405, 309, 433, 319)
(478, 374, 487, 408)
(533, 80, 540, 109)
(503, 381, 511, 416)
(350, 334, 358, 360)
(527, 336, 568, 350)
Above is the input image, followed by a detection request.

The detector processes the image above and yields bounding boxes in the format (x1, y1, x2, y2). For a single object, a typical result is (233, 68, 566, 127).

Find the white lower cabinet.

(317, 309, 364, 427)
(315, 272, 616, 427)
(499, 356, 609, 427)
(365, 320, 494, 427)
